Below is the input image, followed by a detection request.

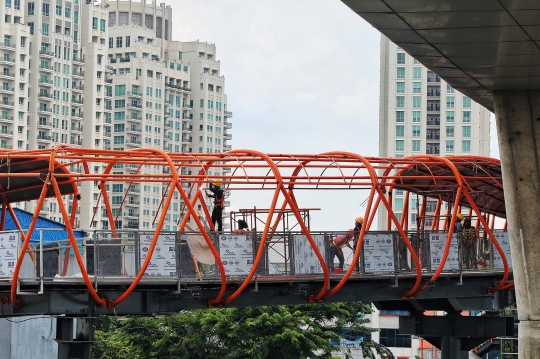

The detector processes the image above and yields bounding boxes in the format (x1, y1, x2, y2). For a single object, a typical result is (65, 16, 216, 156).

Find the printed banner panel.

(363, 233, 395, 273)
(139, 233, 177, 277)
(429, 233, 459, 271)
(493, 232, 512, 269)
(292, 234, 326, 274)
(0, 232, 19, 278)
(218, 234, 253, 276)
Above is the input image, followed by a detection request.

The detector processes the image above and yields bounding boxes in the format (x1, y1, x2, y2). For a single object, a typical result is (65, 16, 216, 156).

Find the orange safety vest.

(215, 193, 224, 208)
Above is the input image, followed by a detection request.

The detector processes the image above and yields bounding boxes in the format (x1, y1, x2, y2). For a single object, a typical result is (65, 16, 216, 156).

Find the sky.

(169, 0, 501, 230)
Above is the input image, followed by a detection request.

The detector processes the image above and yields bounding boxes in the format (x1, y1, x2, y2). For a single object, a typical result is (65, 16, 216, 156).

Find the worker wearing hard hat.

(455, 213, 464, 231)
(353, 217, 363, 244)
(206, 180, 225, 232)
(330, 229, 355, 273)
(232, 219, 250, 235)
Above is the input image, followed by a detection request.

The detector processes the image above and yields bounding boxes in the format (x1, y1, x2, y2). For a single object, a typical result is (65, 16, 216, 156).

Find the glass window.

(446, 126, 454, 137)
(92, 17, 98, 30)
(42, 3, 49, 16)
(463, 111, 471, 122)
(446, 111, 454, 122)
(42, 23, 49, 36)
(414, 59, 421, 64)
(397, 67, 405, 79)
(462, 140, 471, 152)
(413, 67, 422, 79)
(116, 36, 122, 48)
(447, 84, 454, 93)
(396, 82, 405, 94)
(396, 111, 404, 123)
(412, 125, 421, 137)
(55, 4, 61, 15)
(74, 11, 78, 24)
(446, 140, 454, 152)
(446, 96, 455, 108)
(396, 125, 404, 137)
(462, 126, 471, 138)
(397, 53, 405, 64)
(396, 96, 405, 108)
(65, 6, 70, 18)
(463, 96, 471, 108)
(100, 19, 106, 32)
(395, 198, 404, 211)
(413, 82, 421, 93)
(395, 140, 404, 152)
(28, 2, 34, 15)
(412, 140, 420, 152)
(412, 96, 421, 108)
(379, 329, 412, 348)
(412, 111, 421, 123)
(115, 85, 126, 96)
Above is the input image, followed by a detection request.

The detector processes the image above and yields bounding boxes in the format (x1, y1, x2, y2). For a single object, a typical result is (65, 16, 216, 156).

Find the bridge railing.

(1, 229, 512, 284)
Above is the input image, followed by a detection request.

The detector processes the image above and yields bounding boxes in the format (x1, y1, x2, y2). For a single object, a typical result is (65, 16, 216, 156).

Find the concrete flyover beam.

(494, 90, 540, 358)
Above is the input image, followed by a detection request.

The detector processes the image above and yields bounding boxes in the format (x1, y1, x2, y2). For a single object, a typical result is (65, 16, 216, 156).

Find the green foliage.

(92, 302, 394, 359)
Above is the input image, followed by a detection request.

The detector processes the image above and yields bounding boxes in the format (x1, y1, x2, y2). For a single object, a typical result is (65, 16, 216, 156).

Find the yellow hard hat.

(212, 180, 223, 187)
(456, 213, 464, 221)
(355, 217, 363, 224)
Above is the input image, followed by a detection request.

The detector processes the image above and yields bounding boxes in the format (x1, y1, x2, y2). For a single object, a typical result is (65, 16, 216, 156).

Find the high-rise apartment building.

(0, 0, 233, 232)
(378, 34, 490, 231)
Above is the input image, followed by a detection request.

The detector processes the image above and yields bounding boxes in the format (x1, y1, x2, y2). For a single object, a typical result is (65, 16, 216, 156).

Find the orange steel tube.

(400, 191, 410, 230)
(431, 198, 442, 231)
(51, 176, 106, 306)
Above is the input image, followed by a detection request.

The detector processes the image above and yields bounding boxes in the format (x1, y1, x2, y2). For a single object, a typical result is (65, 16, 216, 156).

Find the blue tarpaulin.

(2, 207, 86, 243)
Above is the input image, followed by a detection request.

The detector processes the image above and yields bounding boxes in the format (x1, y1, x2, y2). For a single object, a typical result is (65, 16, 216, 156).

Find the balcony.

(125, 200, 140, 207)
(0, 43, 15, 51)
(181, 127, 190, 133)
(127, 103, 142, 111)
(105, 65, 113, 73)
(129, 187, 140, 195)
(104, 78, 112, 84)
(223, 144, 232, 151)
(183, 114, 193, 122)
(0, 130, 13, 138)
(37, 107, 52, 115)
(0, 72, 15, 80)
(72, 113, 83, 121)
(0, 57, 15, 66)
(126, 127, 142, 134)
(71, 99, 83, 107)
(104, 92, 112, 99)
(70, 140, 83, 146)
(39, 65, 54, 73)
(223, 167, 232, 173)
(0, 101, 14, 109)
(224, 133, 232, 141)
(224, 121, 232, 129)
(38, 92, 53, 101)
(125, 140, 141, 147)
(183, 103, 193, 110)
(164, 101, 173, 107)
(39, 79, 53, 87)
(164, 111, 171, 118)
(127, 116, 142, 123)
(72, 85, 84, 93)
(37, 121, 52, 128)
(224, 111, 233, 118)
(126, 221, 139, 229)
(223, 201, 230, 207)
(71, 125, 83, 134)
(181, 138, 191, 145)
(39, 50, 54, 58)
(104, 105, 112, 112)
(127, 91, 142, 99)
(105, 118, 112, 125)
(72, 71, 84, 79)
(0, 116, 13, 123)
(0, 87, 14, 95)
(72, 56, 84, 65)
(37, 135, 52, 142)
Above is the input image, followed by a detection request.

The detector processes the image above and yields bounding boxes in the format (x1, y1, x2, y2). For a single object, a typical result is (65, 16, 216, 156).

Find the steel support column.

(56, 317, 94, 359)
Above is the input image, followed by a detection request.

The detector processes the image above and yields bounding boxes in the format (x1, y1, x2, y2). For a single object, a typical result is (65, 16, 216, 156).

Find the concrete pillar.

(494, 90, 540, 358)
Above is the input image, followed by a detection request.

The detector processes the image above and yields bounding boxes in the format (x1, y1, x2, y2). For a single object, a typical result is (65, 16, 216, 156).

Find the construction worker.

(353, 217, 363, 244)
(232, 219, 250, 235)
(206, 180, 225, 232)
(461, 217, 476, 269)
(329, 230, 354, 273)
(455, 213, 464, 231)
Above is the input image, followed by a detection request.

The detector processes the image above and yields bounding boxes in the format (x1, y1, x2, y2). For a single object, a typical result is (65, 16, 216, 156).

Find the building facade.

(0, 0, 233, 232)
(378, 34, 490, 231)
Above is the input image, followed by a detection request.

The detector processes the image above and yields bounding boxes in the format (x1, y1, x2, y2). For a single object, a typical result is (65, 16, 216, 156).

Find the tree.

(92, 303, 394, 359)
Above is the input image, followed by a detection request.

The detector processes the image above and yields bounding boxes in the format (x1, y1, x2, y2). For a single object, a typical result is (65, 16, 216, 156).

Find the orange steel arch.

(0, 146, 508, 309)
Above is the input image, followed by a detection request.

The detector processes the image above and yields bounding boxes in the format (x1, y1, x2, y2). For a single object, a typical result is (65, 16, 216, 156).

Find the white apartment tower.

(378, 34, 490, 231)
(0, 0, 233, 232)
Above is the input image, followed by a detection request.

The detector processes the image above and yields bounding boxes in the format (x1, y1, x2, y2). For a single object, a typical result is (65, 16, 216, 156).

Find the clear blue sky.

(171, 0, 500, 230)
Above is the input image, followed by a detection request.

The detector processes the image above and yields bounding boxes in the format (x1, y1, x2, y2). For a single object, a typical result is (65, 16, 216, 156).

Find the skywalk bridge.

(0, 148, 514, 357)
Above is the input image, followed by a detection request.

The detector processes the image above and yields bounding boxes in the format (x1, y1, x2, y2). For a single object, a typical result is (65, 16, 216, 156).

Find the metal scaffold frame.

(0, 146, 508, 309)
